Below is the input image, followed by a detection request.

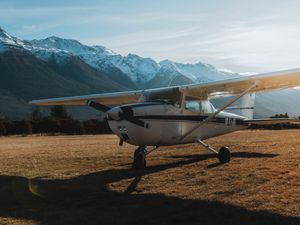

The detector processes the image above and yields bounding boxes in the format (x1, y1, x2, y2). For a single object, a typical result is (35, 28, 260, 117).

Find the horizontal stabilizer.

(245, 118, 300, 125)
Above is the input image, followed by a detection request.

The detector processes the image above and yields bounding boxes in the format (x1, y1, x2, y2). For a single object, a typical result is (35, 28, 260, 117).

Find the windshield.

(141, 88, 182, 108)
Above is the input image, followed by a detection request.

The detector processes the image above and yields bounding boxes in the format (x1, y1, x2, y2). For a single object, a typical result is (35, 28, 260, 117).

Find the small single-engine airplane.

(30, 69, 300, 169)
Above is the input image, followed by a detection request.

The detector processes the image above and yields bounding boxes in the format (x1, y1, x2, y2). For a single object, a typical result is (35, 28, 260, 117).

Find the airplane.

(30, 68, 300, 169)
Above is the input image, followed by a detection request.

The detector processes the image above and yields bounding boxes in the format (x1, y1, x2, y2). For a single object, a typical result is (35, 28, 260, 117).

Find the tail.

(227, 93, 256, 119)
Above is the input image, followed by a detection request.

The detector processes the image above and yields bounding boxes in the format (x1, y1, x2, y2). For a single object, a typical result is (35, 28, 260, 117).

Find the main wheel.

(218, 146, 231, 164)
(133, 147, 146, 169)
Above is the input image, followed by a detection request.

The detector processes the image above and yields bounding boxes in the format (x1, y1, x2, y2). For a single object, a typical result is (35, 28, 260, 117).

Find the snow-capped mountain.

(28, 36, 240, 85)
(0, 27, 240, 85)
(0, 27, 28, 52)
(29, 36, 160, 84)
(145, 62, 193, 88)
(31, 36, 114, 56)
(3, 28, 239, 85)
(2, 26, 300, 120)
(159, 60, 237, 83)
(109, 54, 160, 83)
(30, 36, 116, 64)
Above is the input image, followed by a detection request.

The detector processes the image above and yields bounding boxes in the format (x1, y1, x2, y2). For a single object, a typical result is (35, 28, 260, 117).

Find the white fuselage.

(107, 101, 248, 147)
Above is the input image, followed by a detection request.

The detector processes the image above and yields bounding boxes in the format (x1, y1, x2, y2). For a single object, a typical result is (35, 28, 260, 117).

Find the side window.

(185, 100, 215, 113)
(173, 101, 181, 108)
(185, 101, 201, 112)
(201, 101, 214, 113)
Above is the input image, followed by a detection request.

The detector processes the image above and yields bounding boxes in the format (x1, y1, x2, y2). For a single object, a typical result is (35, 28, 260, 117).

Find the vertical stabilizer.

(238, 93, 255, 119)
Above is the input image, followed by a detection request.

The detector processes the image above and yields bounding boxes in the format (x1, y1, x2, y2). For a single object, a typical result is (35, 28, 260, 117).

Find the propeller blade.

(97, 104, 145, 128)
(86, 100, 111, 112)
(119, 107, 145, 127)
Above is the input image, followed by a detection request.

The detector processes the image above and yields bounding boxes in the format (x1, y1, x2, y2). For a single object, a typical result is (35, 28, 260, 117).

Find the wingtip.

(28, 100, 37, 105)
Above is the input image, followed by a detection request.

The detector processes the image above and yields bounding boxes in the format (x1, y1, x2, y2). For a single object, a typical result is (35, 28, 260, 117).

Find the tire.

(218, 146, 231, 164)
(134, 147, 142, 159)
(133, 147, 146, 169)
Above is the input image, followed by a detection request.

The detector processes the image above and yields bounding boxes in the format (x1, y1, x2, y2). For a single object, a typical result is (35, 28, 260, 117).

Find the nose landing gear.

(133, 147, 146, 169)
(132, 146, 159, 170)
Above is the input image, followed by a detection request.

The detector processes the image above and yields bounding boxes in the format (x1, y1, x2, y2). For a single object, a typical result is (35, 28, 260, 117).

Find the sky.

(1, 0, 300, 73)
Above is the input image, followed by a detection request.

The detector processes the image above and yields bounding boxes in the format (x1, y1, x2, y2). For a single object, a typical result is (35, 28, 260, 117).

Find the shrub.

(39, 117, 60, 134)
(0, 122, 6, 136)
(60, 120, 85, 135)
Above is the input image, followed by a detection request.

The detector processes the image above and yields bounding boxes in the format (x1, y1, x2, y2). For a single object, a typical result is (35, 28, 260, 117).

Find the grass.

(0, 130, 300, 224)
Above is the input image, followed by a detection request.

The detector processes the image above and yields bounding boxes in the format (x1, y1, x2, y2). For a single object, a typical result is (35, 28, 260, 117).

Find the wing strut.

(180, 82, 258, 141)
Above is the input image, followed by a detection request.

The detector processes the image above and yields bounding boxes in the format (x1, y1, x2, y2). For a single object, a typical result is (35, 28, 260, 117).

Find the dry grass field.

(0, 130, 300, 225)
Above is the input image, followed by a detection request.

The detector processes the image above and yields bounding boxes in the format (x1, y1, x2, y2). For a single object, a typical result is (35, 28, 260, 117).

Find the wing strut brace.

(180, 82, 258, 141)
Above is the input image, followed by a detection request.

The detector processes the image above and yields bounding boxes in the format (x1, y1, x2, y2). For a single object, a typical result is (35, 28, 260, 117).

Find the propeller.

(86, 100, 145, 127)
(119, 106, 145, 127)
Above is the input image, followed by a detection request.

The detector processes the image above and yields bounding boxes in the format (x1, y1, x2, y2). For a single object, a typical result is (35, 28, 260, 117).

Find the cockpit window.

(141, 88, 182, 108)
(185, 100, 215, 113)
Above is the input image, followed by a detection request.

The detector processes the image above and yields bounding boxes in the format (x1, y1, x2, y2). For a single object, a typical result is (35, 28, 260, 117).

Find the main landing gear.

(133, 146, 159, 169)
(218, 146, 231, 163)
(197, 139, 231, 164)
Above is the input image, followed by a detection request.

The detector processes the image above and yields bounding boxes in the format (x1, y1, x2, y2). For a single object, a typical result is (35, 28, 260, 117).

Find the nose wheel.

(132, 146, 159, 169)
(133, 147, 146, 169)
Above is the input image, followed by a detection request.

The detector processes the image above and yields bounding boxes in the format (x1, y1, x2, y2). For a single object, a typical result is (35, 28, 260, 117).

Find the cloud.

(2, 1, 300, 73)
(83, 15, 300, 73)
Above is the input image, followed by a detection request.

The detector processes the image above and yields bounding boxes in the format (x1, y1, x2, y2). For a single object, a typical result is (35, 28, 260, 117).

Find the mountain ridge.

(0, 27, 300, 119)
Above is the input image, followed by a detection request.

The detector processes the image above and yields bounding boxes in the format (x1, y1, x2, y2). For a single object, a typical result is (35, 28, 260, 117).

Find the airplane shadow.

(0, 154, 298, 225)
(168, 152, 279, 169)
(169, 152, 279, 160)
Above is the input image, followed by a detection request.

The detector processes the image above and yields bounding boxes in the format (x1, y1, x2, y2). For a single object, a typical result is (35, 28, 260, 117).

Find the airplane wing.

(30, 68, 300, 106)
(30, 90, 143, 106)
(245, 118, 300, 125)
(180, 68, 300, 99)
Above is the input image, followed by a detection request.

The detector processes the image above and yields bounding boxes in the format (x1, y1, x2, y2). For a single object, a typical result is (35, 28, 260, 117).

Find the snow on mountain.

(0, 27, 28, 52)
(219, 68, 257, 76)
(2, 27, 300, 120)
(28, 35, 240, 84)
(239, 72, 258, 76)
(109, 54, 160, 84)
(0, 28, 70, 62)
(159, 60, 239, 83)
(0, 28, 7, 52)
(0, 27, 240, 85)
(31, 36, 115, 57)
(218, 68, 236, 74)
(31, 37, 161, 84)
(30, 37, 160, 84)
(30, 36, 116, 66)
(144, 60, 193, 88)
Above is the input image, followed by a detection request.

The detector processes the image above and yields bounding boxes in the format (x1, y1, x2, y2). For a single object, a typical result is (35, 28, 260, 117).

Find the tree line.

(249, 113, 300, 130)
(1, 108, 300, 136)
(0, 106, 112, 136)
